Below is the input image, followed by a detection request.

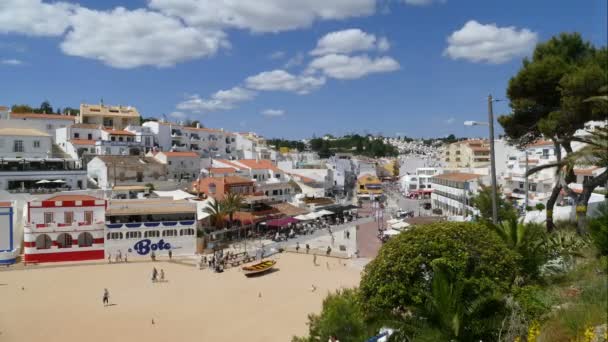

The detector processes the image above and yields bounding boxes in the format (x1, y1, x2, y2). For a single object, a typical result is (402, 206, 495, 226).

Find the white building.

(211, 159, 294, 202)
(150, 151, 201, 181)
(105, 199, 197, 258)
(78, 103, 141, 130)
(7, 112, 76, 140)
(23, 194, 106, 263)
(0, 200, 19, 264)
(87, 155, 168, 189)
(143, 121, 236, 159)
(0, 125, 87, 192)
(400, 167, 441, 198)
(430, 172, 482, 217)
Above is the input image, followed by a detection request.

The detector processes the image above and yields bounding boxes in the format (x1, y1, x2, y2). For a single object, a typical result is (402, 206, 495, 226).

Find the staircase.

(51, 143, 72, 159)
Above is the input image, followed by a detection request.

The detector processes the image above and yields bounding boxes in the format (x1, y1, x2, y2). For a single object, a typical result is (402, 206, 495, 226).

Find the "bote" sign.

(132, 239, 171, 255)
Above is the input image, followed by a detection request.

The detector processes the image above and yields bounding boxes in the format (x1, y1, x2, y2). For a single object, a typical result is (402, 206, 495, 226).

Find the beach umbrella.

(36, 180, 51, 184)
(391, 221, 410, 230)
(53, 179, 66, 183)
(383, 229, 401, 236)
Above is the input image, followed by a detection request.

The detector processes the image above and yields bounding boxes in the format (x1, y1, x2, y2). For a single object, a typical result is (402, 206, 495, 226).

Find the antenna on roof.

(100, 98, 104, 107)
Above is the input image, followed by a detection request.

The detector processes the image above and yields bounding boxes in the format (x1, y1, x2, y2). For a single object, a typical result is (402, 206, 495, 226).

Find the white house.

(400, 167, 441, 198)
(8, 112, 76, 141)
(430, 172, 482, 217)
(150, 151, 201, 181)
(87, 155, 167, 189)
(0, 124, 87, 192)
(105, 199, 197, 258)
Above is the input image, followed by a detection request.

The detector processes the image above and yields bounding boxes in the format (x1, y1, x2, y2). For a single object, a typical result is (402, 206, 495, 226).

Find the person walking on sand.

(152, 267, 158, 283)
(306, 244, 310, 254)
(168, 250, 172, 260)
(103, 288, 109, 306)
(160, 269, 165, 282)
(295, 242, 300, 253)
(108, 253, 112, 264)
(313, 254, 317, 266)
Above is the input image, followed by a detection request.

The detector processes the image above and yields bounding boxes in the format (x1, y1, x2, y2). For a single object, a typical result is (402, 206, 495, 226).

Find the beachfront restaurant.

(105, 199, 197, 258)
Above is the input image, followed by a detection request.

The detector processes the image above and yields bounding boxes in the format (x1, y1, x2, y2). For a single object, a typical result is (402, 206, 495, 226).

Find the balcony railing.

(25, 221, 104, 232)
(106, 221, 196, 229)
(0, 160, 84, 172)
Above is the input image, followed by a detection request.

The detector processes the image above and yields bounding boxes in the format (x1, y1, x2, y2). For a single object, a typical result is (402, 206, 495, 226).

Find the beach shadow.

(245, 268, 280, 278)
(104, 303, 118, 307)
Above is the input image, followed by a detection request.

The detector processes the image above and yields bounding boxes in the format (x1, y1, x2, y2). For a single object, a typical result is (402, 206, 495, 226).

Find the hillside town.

(0, 2, 606, 341)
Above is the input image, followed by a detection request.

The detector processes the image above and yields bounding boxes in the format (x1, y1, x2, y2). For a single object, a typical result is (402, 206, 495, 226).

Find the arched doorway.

(35, 234, 52, 250)
(57, 233, 73, 248)
(77, 232, 94, 247)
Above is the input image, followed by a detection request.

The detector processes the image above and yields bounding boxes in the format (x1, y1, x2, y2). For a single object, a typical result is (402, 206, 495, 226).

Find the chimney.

(196, 122, 200, 129)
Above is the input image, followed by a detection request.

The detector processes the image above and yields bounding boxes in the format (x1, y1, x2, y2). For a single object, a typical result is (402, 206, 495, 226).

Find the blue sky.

(1, 0, 606, 139)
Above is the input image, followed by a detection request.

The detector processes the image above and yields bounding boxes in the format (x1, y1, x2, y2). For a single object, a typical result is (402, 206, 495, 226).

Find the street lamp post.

(463, 94, 500, 225)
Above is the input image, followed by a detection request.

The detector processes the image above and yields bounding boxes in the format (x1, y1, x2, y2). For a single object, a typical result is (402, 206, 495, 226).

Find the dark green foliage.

(359, 222, 519, 339)
(535, 203, 546, 211)
(470, 185, 517, 222)
(308, 134, 398, 158)
(513, 285, 554, 320)
(267, 138, 306, 152)
(292, 289, 373, 342)
(588, 202, 608, 256)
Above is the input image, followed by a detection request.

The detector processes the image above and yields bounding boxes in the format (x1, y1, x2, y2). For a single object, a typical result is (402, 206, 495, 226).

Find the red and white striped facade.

(24, 195, 106, 263)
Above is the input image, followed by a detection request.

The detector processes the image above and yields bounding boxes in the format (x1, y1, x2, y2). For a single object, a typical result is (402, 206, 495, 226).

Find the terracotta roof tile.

(161, 151, 199, 158)
(45, 195, 102, 202)
(208, 167, 237, 174)
(433, 172, 481, 182)
(237, 159, 279, 171)
(70, 139, 96, 145)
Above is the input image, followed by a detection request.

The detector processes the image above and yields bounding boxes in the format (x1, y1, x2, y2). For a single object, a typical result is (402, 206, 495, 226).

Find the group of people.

(151, 267, 165, 282)
(108, 250, 127, 264)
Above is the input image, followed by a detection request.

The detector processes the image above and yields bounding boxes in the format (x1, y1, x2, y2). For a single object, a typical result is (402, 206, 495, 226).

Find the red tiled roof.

(70, 139, 96, 145)
(162, 151, 199, 158)
(237, 159, 279, 171)
(224, 176, 254, 184)
(208, 167, 237, 174)
(45, 195, 101, 202)
(433, 172, 481, 182)
(215, 159, 246, 170)
(526, 139, 553, 148)
(10, 113, 76, 121)
(0, 201, 12, 207)
(574, 167, 600, 176)
(103, 129, 135, 136)
(71, 123, 100, 129)
(0, 106, 8, 111)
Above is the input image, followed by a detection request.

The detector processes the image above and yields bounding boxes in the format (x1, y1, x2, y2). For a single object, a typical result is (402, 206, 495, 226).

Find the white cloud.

(311, 28, 389, 56)
(269, 51, 285, 59)
(308, 54, 400, 80)
(169, 111, 188, 119)
(284, 52, 305, 68)
(149, 0, 376, 33)
(261, 109, 285, 117)
(177, 87, 256, 113)
(245, 69, 326, 94)
(60, 7, 229, 68)
(444, 20, 538, 64)
(0, 0, 76, 36)
(1, 59, 23, 66)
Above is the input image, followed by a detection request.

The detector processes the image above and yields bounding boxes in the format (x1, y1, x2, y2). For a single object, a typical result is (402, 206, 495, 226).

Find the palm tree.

(204, 198, 226, 229)
(222, 192, 244, 228)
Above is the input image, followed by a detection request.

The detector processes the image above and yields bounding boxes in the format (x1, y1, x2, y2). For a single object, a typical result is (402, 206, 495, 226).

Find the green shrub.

(513, 285, 553, 320)
(588, 202, 608, 256)
(535, 203, 546, 211)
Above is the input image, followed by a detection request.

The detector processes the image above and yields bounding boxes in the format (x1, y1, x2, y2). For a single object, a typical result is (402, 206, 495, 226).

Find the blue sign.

(133, 239, 171, 255)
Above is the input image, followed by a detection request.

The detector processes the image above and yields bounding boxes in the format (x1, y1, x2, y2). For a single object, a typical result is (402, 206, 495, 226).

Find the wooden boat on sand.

(242, 259, 276, 276)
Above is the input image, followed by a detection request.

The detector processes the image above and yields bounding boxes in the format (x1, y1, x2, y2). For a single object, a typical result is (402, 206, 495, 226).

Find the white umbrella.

(391, 221, 410, 230)
(52, 180, 66, 183)
(387, 218, 401, 225)
(294, 214, 311, 221)
(36, 180, 51, 184)
(383, 229, 401, 236)
(316, 209, 334, 217)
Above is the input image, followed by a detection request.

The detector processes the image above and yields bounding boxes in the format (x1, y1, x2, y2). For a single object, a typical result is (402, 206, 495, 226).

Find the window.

(107, 232, 123, 240)
(64, 211, 74, 224)
(119, 172, 126, 181)
(56, 233, 73, 248)
(144, 230, 160, 238)
(88, 133, 93, 140)
(105, 148, 111, 155)
(74, 133, 80, 139)
(519, 182, 524, 189)
(33, 140, 40, 148)
(36, 234, 52, 250)
(180, 228, 194, 236)
(126, 231, 142, 239)
(13, 140, 24, 152)
(78, 232, 94, 247)
(145, 136, 151, 146)
(272, 190, 279, 195)
(84, 211, 94, 224)
(111, 136, 116, 141)
(168, 161, 172, 165)
(209, 183, 216, 194)
(44, 212, 54, 224)
(46, 124, 53, 130)
(162, 229, 177, 237)
(118, 137, 124, 142)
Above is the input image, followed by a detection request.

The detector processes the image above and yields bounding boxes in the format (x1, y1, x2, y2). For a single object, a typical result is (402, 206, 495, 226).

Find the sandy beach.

(0, 253, 361, 342)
